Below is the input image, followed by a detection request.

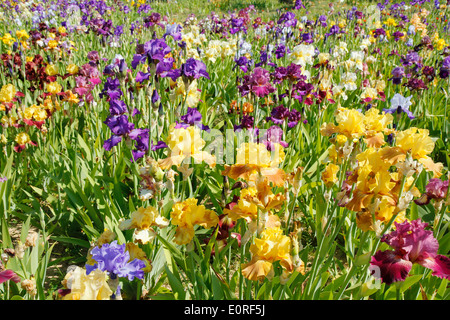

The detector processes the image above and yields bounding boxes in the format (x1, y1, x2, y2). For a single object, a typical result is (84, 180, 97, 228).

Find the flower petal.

(370, 250, 412, 285)
(419, 255, 450, 280)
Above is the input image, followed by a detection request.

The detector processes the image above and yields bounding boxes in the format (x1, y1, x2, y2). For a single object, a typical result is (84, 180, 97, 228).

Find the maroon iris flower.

(238, 67, 275, 98)
(414, 178, 449, 206)
(370, 219, 450, 285)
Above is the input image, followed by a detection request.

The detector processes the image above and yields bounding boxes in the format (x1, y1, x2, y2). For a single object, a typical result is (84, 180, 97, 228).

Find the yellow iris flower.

(222, 142, 286, 187)
(170, 198, 219, 245)
(61, 267, 112, 300)
(1, 33, 16, 46)
(158, 124, 216, 169)
(119, 206, 169, 244)
(241, 226, 293, 281)
(0, 84, 17, 103)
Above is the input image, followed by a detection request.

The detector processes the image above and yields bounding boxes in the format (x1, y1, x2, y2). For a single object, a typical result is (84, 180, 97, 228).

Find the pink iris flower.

(370, 219, 450, 285)
(0, 269, 21, 284)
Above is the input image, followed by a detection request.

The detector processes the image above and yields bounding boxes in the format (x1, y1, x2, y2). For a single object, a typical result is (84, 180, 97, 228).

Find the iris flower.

(170, 198, 219, 245)
(241, 226, 293, 281)
(158, 124, 216, 169)
(389, 66, 405, 85)
(238, 67, 275, 98)
(370, 219, 450, 285)
(0, 269, 20, 284)
(181, 58, 210, 81)
(414, 178, 449, 206)
(383, 93, 414, 119)
(86, 240, 146, 281)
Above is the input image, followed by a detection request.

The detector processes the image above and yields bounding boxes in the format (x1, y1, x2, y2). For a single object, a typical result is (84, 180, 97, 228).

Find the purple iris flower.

(86, 241, 145, 281)
(392, 31, 404, 41)
(104, 114, 134, 136)
(234, 115, 255, 131)
(383, 93, 415, 119)
(238, 67, 275, 98)
(137, 4, 152, 14)
(293, 0, 305, 10)
(145, 38, 172, 62)
(325, 25, 343, 39)
(255, 50, 270, 68)
(262, 125, 288, 150)
(109, 99, 128, 115)
(233, 56, 250, 73)
(87, 50, 100, 63)
(439, 56, 450, 79)
(164, 23, 183, 41)
(372, 28, 386, 38)
(103, 54, 127, 77)
(156, 58, 181, 80)
(100, 77, 122, 100)
(132, 38, 171, 69)
(130, 129, 150, 160)
(274, 43, 289, 59)
(152, 89, 160, 105)
(301, 32, 313, 44)
(285, 63, 304, 82)
(267, 105, 290, 124)
(230, 18, 246, 34)
(179, 107, 210, 131)
(389, 66, 405, 85)
(143, 12, 163, 29)
(103, 64, 117, 77)
(288, 109, 303, 128)
(370, 219, 450, 285)
(114, 25, 124, 37)
(292, 80, 314, 103)
(401, 51, 421, 66)
(423, 66, 435, 82)
(136, 71, 151, 83)
(151, 140, 168, 151)
(181, 58, 210, 81)
(404, 77, 427, 91)
(181, 107, 202, 124)
(317, 15, 328, 27)
(278, 12, 297, 27)
(103, 135, 122, 151)
(271, 66, 288, 84)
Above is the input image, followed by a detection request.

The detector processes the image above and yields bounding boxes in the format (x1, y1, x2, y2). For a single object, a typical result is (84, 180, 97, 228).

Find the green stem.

(335, 230, 370, 300)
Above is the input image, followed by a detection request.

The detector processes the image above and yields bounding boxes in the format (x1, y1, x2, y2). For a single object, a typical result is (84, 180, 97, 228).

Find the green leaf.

(399, 275, 422, 294)
(50, 236, 90, 248)
(164, 264, 186, 300)
(383, 284, 398, 300)
(438, 230, 450, 255)
(1, 216, 12, 248)
(20, 215, 32, 244)
(77, 133, 92, 162)
(436, 278, 448, 298)
(211, 273, 225, 300)
(319, 290, 334, 300)
(205, 182, 224, 216)
(410, 201, 419, 221)
(157, 233, 187, 273)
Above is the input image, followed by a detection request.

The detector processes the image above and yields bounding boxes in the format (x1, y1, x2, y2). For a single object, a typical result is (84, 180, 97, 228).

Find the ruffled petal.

(0, 269, 20, 284)
(241, 257, 273, 281)
(419, 255, 450, 280)
(370, 250, 412, 285)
